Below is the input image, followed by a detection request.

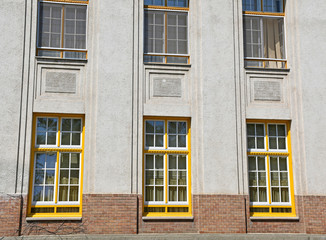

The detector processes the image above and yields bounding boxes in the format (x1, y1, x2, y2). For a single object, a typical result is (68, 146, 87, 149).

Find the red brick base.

(1, 193, 326, 236)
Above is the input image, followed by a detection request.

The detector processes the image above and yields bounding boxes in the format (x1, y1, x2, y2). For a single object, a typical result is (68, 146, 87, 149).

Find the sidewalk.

(2, 234, 326, 240)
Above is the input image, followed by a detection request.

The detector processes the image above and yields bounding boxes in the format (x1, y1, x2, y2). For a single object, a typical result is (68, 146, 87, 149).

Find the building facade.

(1, 0, 326, 236)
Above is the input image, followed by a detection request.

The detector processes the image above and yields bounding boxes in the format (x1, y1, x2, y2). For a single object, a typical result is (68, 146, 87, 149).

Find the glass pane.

(178, 187, 187, 201)
(281, 188, 289, 202)
(247, 124, 255, 135)
(169, 155, 177, 169)
(61, 133, 71, 145)
(72, 133, 81, 145)
(71, 153, 80, 168)
(268, 125, 277, 136)
(258, 172, 266, 186)
(45, 170, 55, 184)
(178, 122, 187, 134)
(169, 186, 177, 201)
(33, 186, 43, 201)
(155, 135, 164, 147)
(168, 26, 176, 39)
(62, 119, 71, 131)
(155, 26, 164, 39)
(178, 27, 187, 40)
(256, 124, 264, 135)
(155, 40, 164, 53)
(155, 186, 164, 201)
(178, 39, 187, 53)
(76, 7, 87, 20)
(155, 121, 164, 133)
(167, 40, 177, 53)
(277, 125, 286, 136)
(145, 186, 154, 201)
(36, 153, 46, 169)
(280, 172, 288, 186)
(178, 156, 187, 169)
(247, 137, 255, 148)
(47, 153, 57, 168)
(146, 155, 154, 169)
(178, 171, 187, 185)
(278, 138, 286, 149)
(155, 171, 164, 185)
(72, 119, 82, 131)
(258, 157, 265, 170)
(169, 135, 177, 147)
(271, 172, 279, 186)
(166, 56, 188, 64)
(259, 187, 267, 202)
(70, 170, 79, 184)
(69, 186, 79, 201)
(155, 155, 164, 169)
(270, 157, 278, 171)
(37, 118, 47, 131)
(60, 170, 69, 184)
(146, 121, 154, 133)
(168, 122, 176, 134)
(248, 157, 256, 170)
(272, 187, 280, 202)
(76, 21, 86, 35)
(263, 0, 283, 13)
(50, 33, 61, 48)
(249, 187, 258, 202)
(269, 138, 277, 149)
(44, 186, 54, 201)
(59, 186, 68, 201)
(37, 132, 46, 145)
(47, 132, 56, 145)
(61, 153, 70, 168)
(169, 171, 177, 185)
(35, 170, 44, 184)
(146, 134, 154, 147)
(279, 157, 287, 171)
(146, 171, 154, 185)
(257, 137, 264, 149)
(48, 118, 57, 131)
(178, 135, 186, 148)
(243, 0, 261, 11)
(249, 172, 257, 186)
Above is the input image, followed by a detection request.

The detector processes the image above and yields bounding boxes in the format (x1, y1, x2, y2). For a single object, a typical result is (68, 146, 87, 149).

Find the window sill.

(142, 216, 194, 221)
(26, 217, 82, 221)
(35, 56, 88, 65)
(244, 67, 290, 73)
(250, 216, 299, 221)
(144, 62, 191, 68)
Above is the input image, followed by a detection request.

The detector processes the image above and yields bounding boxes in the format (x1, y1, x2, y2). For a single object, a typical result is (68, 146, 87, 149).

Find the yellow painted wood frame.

(27, 113, 85, 218)
(246, 119, 296, 217)
(143, 117, 192, 217)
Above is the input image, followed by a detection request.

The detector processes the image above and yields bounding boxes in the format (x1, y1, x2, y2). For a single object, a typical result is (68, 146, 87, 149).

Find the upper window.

(143, 118, 191, 217)
(28, 114, 84, 218)
(144, 0, 189, 64)
(37, 0, 88, 59)
(247, 120, 296, 217)
(242, 0, 286, 68)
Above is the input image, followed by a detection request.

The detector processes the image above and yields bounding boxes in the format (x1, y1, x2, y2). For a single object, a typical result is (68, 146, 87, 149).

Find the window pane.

(45, 170, 55, 184)
(37, 132, 46, 145)
(178, 171, 187, 185)
(146, 155, 154, 169)
(76, 7, 87, 20)
(71, 153, 80, 168)
(145, 186, 154, 201)
(258, 172, 266, 186)
(243, 0, 261, 11)
(248, 156, 256, 170)
(256, 124, 264, 135)
(169, 186, 177, 201)
(37, 118, 47, 131)
(249, 187, 258, 202)
(47, 132, 56, 145)
(166, 56, 188, 64)
(35, 170, 45, 184)
(281, 188, 289, 202)
(277, 125, 286, 136)
(169, 135, 177, 147)
(69, 186, 79, 201)
(278, 138, 286, 149)
(155, 171, 164, 185)
(272, 187, 280, 202)
(70, 170, 79, 184)
(247, 137, 255, 148)
(155, 135, 164, 147)
(72, 133, 81, 145)
(60, 170, 69, 184)
(257, 137, 264, 149)
(167, 40, 177, 53)
(169, 155, 177, 169)
(33, 186, 44, 201)
(271, 172, 279, 186)
(59, 186, 68, 201)
(249, 172, 257, 186)
(178, 187, 187, 201)
(178, 135, 186, 147)
(258, 157, 265, 170)
(61, 153, 70, 168)
(280, 172, 288, 186)
(269, 137, 277, 149)
(48, 118, 58, 131)
(155, 186, 164, 201)
(44, 186, 54, 201)
(279, 157, 287, 171)
(62, 133, 71, 145)
(169, 171, 177, 185)
(146, 134, 154, 147)
(146, 171, 154, 185)
(263, 0, 283, 13)
(270, 157, 278, 171)
(146, 121, 154, 133)
(155, 121, 164, 133)
(36, 153, 46, 169)
(155, 155, 164, 169)
(178, 156, 187, 169)
(47, 153, 57, 168)
(259, 187, 267, 202)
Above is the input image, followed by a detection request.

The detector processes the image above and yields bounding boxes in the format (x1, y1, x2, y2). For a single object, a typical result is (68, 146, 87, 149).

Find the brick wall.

(1, 193, 326, 236)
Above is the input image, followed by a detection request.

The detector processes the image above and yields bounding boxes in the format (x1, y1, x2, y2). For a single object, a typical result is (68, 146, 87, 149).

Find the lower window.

(143, 117, 191, 217)
(28, 114, 84, 217)
(247, 120, 296, 217)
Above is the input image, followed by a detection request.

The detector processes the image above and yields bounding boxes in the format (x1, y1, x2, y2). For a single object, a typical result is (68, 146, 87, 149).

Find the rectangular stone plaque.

(254, 81, 281, 101)
(45, 72, 77, 93)
(153, 78, 182, 97)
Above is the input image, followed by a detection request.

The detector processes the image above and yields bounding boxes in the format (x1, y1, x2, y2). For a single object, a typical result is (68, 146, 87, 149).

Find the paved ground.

(2, 234, 326, 240)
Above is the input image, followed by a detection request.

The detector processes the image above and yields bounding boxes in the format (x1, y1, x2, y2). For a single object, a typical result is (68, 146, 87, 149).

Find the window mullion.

(165, 153, 168, 204)
(165, 12, 167, 63)
(55, 151, 60, 204)
(61, 6, 65, 58)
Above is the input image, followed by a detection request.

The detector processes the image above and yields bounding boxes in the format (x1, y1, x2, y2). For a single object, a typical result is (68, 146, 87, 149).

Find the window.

(28, 114, 84, 217)
(143, 117, 191, 217)
(242, 0, 286, 68)
(144, 0, 189, 64)
(247, 120, 296, 217)
(37, 0, 88, 59)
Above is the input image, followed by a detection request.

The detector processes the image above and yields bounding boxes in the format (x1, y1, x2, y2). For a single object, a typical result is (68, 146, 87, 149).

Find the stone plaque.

(153, 78, 182, 97)
(254, 81, 281, 101)
(45, 72, 77, 93)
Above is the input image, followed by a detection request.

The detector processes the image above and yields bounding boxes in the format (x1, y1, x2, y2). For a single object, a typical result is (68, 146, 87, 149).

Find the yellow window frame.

(27, 113, 85, 218)
(143, 117, 192, 217)
(144, 1, 190, 64)
(37, 0, 88, 59)
(247, 119, 296, 217)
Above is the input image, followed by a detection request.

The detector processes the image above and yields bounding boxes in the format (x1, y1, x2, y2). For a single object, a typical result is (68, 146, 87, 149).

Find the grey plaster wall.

(0, 0, 25, 194)
(296, 1, 326, 195)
